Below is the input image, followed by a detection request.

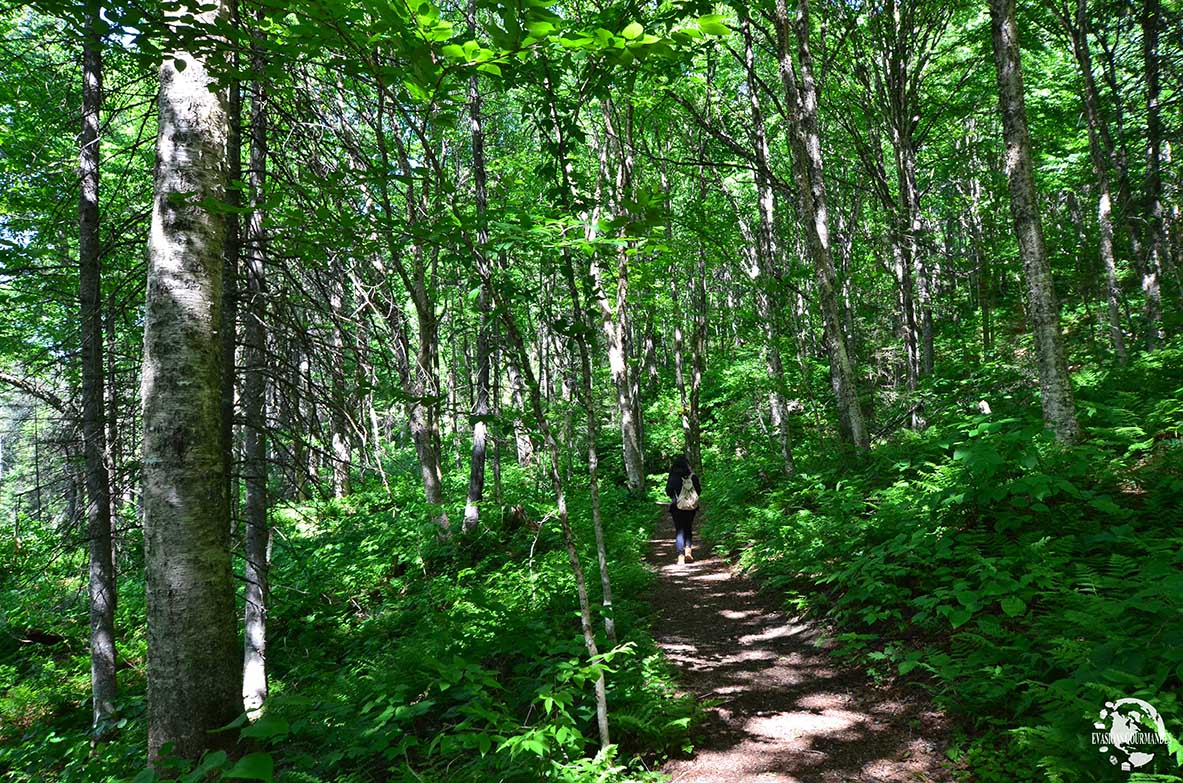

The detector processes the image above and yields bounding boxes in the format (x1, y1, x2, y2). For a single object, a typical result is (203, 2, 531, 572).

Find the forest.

(0, 0, 1181, 780)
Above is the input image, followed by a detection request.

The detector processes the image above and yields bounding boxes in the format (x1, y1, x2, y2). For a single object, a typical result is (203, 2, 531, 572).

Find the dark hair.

(670, 455, 692, 476)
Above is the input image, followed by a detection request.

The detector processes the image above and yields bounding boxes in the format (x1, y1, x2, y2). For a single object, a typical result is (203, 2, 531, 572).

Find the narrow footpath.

(648, 527, 957, 782)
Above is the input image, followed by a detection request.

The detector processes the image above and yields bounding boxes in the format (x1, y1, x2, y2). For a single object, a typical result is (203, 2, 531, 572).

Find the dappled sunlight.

(649, 535, 954, 782)
(738, 622, 809, 646)
(745, 709, 864, 741)
(719, 608, 761, 620)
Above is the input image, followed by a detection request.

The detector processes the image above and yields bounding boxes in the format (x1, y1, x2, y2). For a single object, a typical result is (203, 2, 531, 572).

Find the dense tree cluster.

(0, 0, 1178, 778)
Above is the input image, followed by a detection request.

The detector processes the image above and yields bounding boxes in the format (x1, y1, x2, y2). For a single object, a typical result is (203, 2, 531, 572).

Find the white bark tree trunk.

(742, 13, 795, 474)
(989, 0, 1081, 443)
(773, 0, 869, 449)
(590, 99, 644, 493)
(463, 0, 491, 534)
(1141, 0, 1166, 348)
(241, 23, 269, 717)
(1059, 0, 1127, 362)
(142, 0, 240, 762)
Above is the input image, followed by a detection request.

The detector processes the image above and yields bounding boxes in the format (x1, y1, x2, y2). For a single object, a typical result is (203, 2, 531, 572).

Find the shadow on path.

(648, 527, 956, 782)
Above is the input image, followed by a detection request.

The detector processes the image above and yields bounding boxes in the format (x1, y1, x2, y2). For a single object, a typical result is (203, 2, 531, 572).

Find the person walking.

(665, 456, 701, 565)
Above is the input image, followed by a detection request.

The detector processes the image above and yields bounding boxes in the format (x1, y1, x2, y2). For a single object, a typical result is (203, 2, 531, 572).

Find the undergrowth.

(703, 342, 1183, 782)
(0, 464, 693, 782)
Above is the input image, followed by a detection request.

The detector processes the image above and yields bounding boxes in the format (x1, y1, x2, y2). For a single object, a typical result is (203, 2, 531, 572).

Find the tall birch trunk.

(80, 1, 117, 737)
(773, 0, 869, 449)
(463, 0, 491, 534)
(328, 280, 352, 497)
(241, 28, 269, 716)
(541, 65, 618, 642)
(743, 13, 795, 474)
(989, 0, 1081, 443)
(507, 359, 534, 465)
(1141, 0, 1166, 348)
(1059, 0, 1127, 362)
(567, 256, 617, 645)
(591, 98, 644, 492)
(498, 290, 611, 750)
(142, 0, 240, 761)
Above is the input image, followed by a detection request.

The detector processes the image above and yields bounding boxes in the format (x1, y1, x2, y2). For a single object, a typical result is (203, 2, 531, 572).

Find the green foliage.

(1, 465, 691, 783)
(702, 344, 1183, 782)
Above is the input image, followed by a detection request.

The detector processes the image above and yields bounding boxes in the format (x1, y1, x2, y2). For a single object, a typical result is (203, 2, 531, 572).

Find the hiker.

(665, 456, 701, 565)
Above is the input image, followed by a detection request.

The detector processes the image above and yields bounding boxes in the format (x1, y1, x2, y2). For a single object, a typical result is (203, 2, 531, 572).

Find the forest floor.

(648, 516, 958, 783)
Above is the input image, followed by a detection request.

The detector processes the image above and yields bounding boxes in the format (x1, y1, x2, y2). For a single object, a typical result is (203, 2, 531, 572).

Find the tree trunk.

(288, 345, 309, 499)
(742, 13, 795, 474)
(773, 0, 869, 449)
(563, 255, 617, 645)
(962, 135, 994, 351)
(1141, 0, 1166, 348)
(497, 282, 611, 750)
(490, 340, 503, 508)
(688, 149, 709, 474)
(672, 278, 692, 455)
(105, 296, 123, 524)
(900, 143, 934, 379)
(221, 0, 241, 532)
(989, 0, 1081, 443)
(80, 2, 117, 738)
(241, 28, 269, 717)
(142, 0, 240, 762)
(662, 167, 695, 461)
(1061, 0, 1127, 362)
(463, 0, 491, 534)
(411, 299, 449, 532)
(506, 358, 533, 465)
(328, 278, 352, 498)
(689, 249, 707, 473)
(301, 352, 318, 490)
(546, 88, 619, 644)
(1094, 32, 1145, 276)
(591, 99, 644, 492)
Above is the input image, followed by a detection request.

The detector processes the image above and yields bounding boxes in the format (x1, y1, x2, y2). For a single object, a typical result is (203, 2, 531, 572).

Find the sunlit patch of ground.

(648, 531, 956, 782)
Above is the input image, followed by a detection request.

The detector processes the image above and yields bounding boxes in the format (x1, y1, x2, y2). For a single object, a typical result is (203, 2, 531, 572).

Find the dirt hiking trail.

(648, 527, 957, 783)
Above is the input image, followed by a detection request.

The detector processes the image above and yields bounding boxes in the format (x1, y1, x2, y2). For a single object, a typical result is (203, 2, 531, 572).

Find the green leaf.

(241, 714, 289, 740)
(1088, 496, 1122, 515)
(954, 590, 979, 608)
(558, 35, 593, 48)
(526, 20, 554, 37)
(947, 607, 973, 628)
(621, 22, 643, 40)
(224, 752, 274, 782)
(1000, 596, 1026, 617)
(697, 14, 729, 35)
(181, 751, 227, 783)
(476, 63, 501, 76)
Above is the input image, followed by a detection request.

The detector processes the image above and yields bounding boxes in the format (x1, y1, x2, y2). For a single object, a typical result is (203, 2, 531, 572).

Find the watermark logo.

(1092, 698, 1169, 772)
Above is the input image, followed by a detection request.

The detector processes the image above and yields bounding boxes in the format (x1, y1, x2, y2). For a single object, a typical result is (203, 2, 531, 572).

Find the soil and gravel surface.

(648, 524, 957, 782)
